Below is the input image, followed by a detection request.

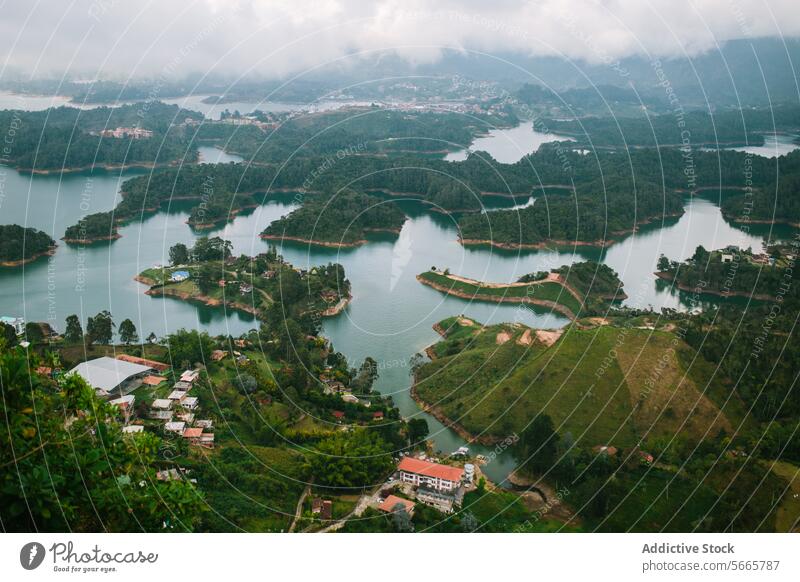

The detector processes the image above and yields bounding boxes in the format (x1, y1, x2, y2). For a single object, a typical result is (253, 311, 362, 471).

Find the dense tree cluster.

(0, 224, 54, 263)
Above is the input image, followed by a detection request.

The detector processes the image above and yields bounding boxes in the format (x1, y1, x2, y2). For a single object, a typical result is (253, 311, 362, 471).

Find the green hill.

(414, 319, 748, 448)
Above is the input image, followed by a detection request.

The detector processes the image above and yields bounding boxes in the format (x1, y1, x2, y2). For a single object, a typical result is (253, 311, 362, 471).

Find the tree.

(169, 243, 190, 266)
(407, 418, 429, 446)
(24, 322, 44, 344)
(162, 329, 214, 367)
(86, 311, 114, 345)
(392, 505, 414, 532)
(657, 254, 671, 272)
(234, 373, 258, 394)
(350, 356, 379, 394)
(118, 319, 138, 345)
(1, 323, 18, 348)
(306, 430, 394, 488)
(517, 414, 560, 475)
(0, 345, 203, 531)
(64, 314, 83, 343)
(197, 263, 219, 294)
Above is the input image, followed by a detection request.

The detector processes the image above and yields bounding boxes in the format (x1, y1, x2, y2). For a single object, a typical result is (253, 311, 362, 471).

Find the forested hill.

(539, 104, 800, 148)
(456, 177, 685, 247)
(0, 102, 202, 171)
(0, 224, 55, 265)
(261, 190, 407, 246)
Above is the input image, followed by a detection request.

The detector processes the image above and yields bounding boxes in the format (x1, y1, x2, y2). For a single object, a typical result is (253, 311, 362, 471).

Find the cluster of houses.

(97, 127, 154, 139)
(378, 456, 476, 514)
(148, 369, 215, 448)
(65, 355, 215, 449)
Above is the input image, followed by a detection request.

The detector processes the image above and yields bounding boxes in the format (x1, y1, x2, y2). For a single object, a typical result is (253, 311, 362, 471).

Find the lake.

(445, 120, 574, 164)
(703, 133, 800, 158)
(3, 147, 797, 482)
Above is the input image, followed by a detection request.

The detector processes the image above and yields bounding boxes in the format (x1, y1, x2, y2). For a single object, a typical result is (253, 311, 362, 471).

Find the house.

(0, 316, 25, 335)
(720, 253, 734, 263)
(592, 445, 618, 457)
(164, 421, 186, 434)
(332, 410, 345, 420)
(397, 457, 464, 492)
(416, 487, 459, 513)
(149, 399, 173, 420)
(239, 283, 253, 293)
(142, 375, 166, 386)
(156, 468, 182, 481)
(320, 500, 332, 520)
(373, 411, 384, 421)
(168, 389, 188, 402)
(99, 127, 153, 139)
(170, 270, 190, 283)
(180, 396, 199, 410)
(378, 495, 415, 516)
(109, 394, 135, 412)
(199, 433, 215, 448)
(340, 393, 359, 404)
(180, 370, 200, 383)
(177, 411, 195, 424)
(210, 350, 227, 361)
(122, 425, 144, 434)
(311, 497, 323, 514)
(182, 427, 203, 444)
(67, 356, 153, 398)
(173, 381, 192, 391)
(116, 354, 169, 372)
(195, 419, 213, 429)
(36, 366, 53, 377)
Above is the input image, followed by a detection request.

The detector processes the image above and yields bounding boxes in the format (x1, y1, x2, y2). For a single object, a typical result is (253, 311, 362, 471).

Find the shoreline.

(260, 234, 368, 248)
(0, 246, 57, 267)
(410, 380, 503, 446)
(62, 233, 121, 245)
(416, 273, 578, 320)
(654, 271, 778, 300)
(458, 211, 685, 250)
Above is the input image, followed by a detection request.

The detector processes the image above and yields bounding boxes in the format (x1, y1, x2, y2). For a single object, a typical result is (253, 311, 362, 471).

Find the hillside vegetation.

(414, 319, 746, 448)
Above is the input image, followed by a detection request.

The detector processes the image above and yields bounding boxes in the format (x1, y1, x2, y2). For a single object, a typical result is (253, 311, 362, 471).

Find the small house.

(122, 425, 144, 434)
(180, 370, 200, 383)
(164, 421, 186, 434)
(149, 399, 173, 420)
(378, 495, 415, 516)
(168, 389, 188, 402)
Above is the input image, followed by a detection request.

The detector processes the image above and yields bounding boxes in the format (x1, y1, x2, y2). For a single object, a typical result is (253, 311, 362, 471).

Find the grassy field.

(418, 271, 583, 315)
(415, 320, 747, 447)
(767, 460, 800, 532)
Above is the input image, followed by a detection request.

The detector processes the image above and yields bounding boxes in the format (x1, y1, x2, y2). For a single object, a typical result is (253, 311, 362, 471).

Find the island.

(261, 190, 406, 247)
(0, 224, 56, 267)
(136, 237, 352, 319)
(417, 261, 626, 319)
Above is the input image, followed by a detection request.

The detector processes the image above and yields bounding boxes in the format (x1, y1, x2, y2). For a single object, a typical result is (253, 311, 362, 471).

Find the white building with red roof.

(397, 457, 464, 492)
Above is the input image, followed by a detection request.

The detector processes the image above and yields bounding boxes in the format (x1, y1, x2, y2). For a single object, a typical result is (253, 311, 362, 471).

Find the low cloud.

(1, 0, 798, 81)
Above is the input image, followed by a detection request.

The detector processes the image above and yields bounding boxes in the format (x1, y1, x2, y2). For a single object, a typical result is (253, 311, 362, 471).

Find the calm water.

(1, 136, 796, 483)
(445, 120, 574, 163)
(703, 133, 800, 158)
(163, 95, 358, 120)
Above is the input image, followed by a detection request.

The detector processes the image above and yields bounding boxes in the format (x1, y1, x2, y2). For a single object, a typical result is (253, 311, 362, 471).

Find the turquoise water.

(1, 139, 796, 483)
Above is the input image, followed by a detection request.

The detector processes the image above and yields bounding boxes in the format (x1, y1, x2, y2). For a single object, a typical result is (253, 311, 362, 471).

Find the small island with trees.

(0, 224, 56, 267)
(136, 237, 352, 319)
(261, 190, 407, 247)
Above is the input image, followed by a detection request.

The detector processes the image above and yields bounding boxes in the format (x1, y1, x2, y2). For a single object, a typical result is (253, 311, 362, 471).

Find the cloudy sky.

(1, 0, 799, 80)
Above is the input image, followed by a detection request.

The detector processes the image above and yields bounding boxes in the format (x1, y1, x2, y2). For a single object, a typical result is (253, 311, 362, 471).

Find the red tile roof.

(378, 495, 415, 514)
(332, 410, 345, 419)
(182, 428, 203, 438)
(116, 354, 169, 371)
(398, 457, 464, 482)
